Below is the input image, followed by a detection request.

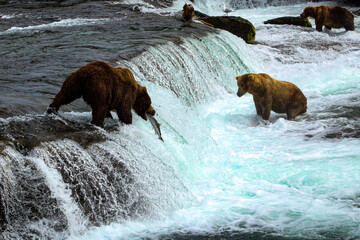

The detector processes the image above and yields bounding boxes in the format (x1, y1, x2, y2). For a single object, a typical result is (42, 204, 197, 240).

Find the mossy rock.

(264, 16, 312, 28)
(195, 12, 256, 43)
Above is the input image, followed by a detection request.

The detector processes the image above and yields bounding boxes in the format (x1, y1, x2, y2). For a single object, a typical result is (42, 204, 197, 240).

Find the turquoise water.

(68, 1, 360, 239)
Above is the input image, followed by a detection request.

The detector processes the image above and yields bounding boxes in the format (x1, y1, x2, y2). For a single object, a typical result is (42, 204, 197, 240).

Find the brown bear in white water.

(300, 5, 354, 32)
(47, 61, 155, 127)
(236, 73, 307, 120)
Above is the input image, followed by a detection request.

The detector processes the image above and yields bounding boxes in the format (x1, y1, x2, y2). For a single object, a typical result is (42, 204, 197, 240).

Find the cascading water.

(120, 32, 253, 105)
(0, 25, 255, 239)
(169, 0, 311, 15)
(1, 0, 360, 239)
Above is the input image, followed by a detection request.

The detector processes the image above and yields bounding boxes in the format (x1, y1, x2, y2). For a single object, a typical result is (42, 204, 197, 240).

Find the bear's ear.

(138, 86, 148, 97)
(236, 74, 251, 87)
(236, 76, 244, 87)
(243, 74, 255, 87)
(247, 74, 255, 82)
(301, 6, 310, 17)
(307, 7, 316, 16)
(242, 74, 253, 89)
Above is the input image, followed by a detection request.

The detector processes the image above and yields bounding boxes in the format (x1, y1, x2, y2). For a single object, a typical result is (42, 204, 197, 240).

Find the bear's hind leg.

(91, 105, 107, 127)
(106, 111, 113, 119)
(261, 107, 271, 120)
(287, 110, 296, 120)
(48, 75, 83, 114)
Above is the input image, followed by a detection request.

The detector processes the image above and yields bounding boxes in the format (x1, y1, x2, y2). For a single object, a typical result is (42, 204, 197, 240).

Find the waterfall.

(229, 0, 310, 8)
(0, 30, 253, 239)
(120, 31, 253, 105)
(169, 0, 311, 15)
(3, 0, 358, 238)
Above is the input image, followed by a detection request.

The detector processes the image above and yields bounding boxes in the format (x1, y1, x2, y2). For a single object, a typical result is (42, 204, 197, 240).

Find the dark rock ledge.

(195, 11, 256, 44)
(264, 16, 312, 28)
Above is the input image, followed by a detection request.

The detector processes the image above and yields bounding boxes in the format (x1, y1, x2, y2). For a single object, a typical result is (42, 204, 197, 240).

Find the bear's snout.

(237, 89, 246, 97)
(146, 106, 155, 116)
(300, 12, 305, 18)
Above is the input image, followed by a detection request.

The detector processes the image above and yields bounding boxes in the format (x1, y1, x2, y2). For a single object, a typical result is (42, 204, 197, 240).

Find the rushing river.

(1, 0, 360, 239)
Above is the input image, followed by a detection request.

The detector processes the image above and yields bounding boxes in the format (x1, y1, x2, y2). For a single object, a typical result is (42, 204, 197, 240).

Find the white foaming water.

(29, 149, 88, 235)
(69, 1, 360, 239)
(0, 18, 111, 35)
(1, 14, 17, 19)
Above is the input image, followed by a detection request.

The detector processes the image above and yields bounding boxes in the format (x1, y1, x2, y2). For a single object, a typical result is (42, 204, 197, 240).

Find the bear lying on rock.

(236, 73, 307, 120)
(47, 61, 155, 127)
(300, 5, 354, 32)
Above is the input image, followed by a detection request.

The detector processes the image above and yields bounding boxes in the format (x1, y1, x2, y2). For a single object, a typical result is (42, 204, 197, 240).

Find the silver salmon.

(147, 114, 164, 142)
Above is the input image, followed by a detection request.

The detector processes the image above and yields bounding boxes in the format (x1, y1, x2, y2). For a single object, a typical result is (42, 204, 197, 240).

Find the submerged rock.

(264, 16, 312, 28)
(195, 11, 256, 43)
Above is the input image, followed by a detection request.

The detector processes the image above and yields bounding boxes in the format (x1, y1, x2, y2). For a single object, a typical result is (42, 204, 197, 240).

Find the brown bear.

(236, 73, 307, 120)
(300, 5, 354, 32)
(47, 61, 155, 127)
(183, 3, 195, 22)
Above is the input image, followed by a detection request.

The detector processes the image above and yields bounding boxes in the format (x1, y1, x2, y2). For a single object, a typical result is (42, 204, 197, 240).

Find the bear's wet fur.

(183, 3, 195, 22)
(300, 5, 354, 31)
(236, 73, 307, 120)
(47, 61, 155, 127)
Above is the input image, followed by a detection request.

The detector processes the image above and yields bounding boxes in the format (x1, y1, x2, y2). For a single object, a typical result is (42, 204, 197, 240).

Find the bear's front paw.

(47, 106, 57, 115)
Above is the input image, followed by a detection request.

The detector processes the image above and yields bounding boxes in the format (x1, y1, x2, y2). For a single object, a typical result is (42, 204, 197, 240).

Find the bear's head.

(183, 3, 195, 21)
(236, 74, 254, 97)
(300, 6, 316, 18)
(133, 86, 155, 120)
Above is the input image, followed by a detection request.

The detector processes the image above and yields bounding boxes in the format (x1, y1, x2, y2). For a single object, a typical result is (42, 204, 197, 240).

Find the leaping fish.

(147, 114, 164, 142)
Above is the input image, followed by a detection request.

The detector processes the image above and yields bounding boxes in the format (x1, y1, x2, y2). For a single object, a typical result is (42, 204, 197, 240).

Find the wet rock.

(194, 10, 209, 18)
(0, 156, 68, 238)
(342, 0, 360, 6)
(0, 115, 108, 153)
(353, 9, 360, 16)
(0, 116, 152, 238)
(0, 184, 6, 233)
(195, 12, 256, 43)
(264, 16, 312, 28)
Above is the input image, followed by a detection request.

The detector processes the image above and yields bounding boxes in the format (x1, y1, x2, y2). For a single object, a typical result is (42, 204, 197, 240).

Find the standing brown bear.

(236, 73, 307, 120)
(300, 5, 354, 32)
(183, 3, 195, 22)
(47, 61, 155, 127)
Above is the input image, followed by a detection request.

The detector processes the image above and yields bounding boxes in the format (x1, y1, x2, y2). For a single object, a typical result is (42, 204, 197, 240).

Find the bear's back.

(256, 73, 305, 99)
(76, 62, 137, 105)
(78, 62, 136, 88)
(115, 67, 140, 91)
